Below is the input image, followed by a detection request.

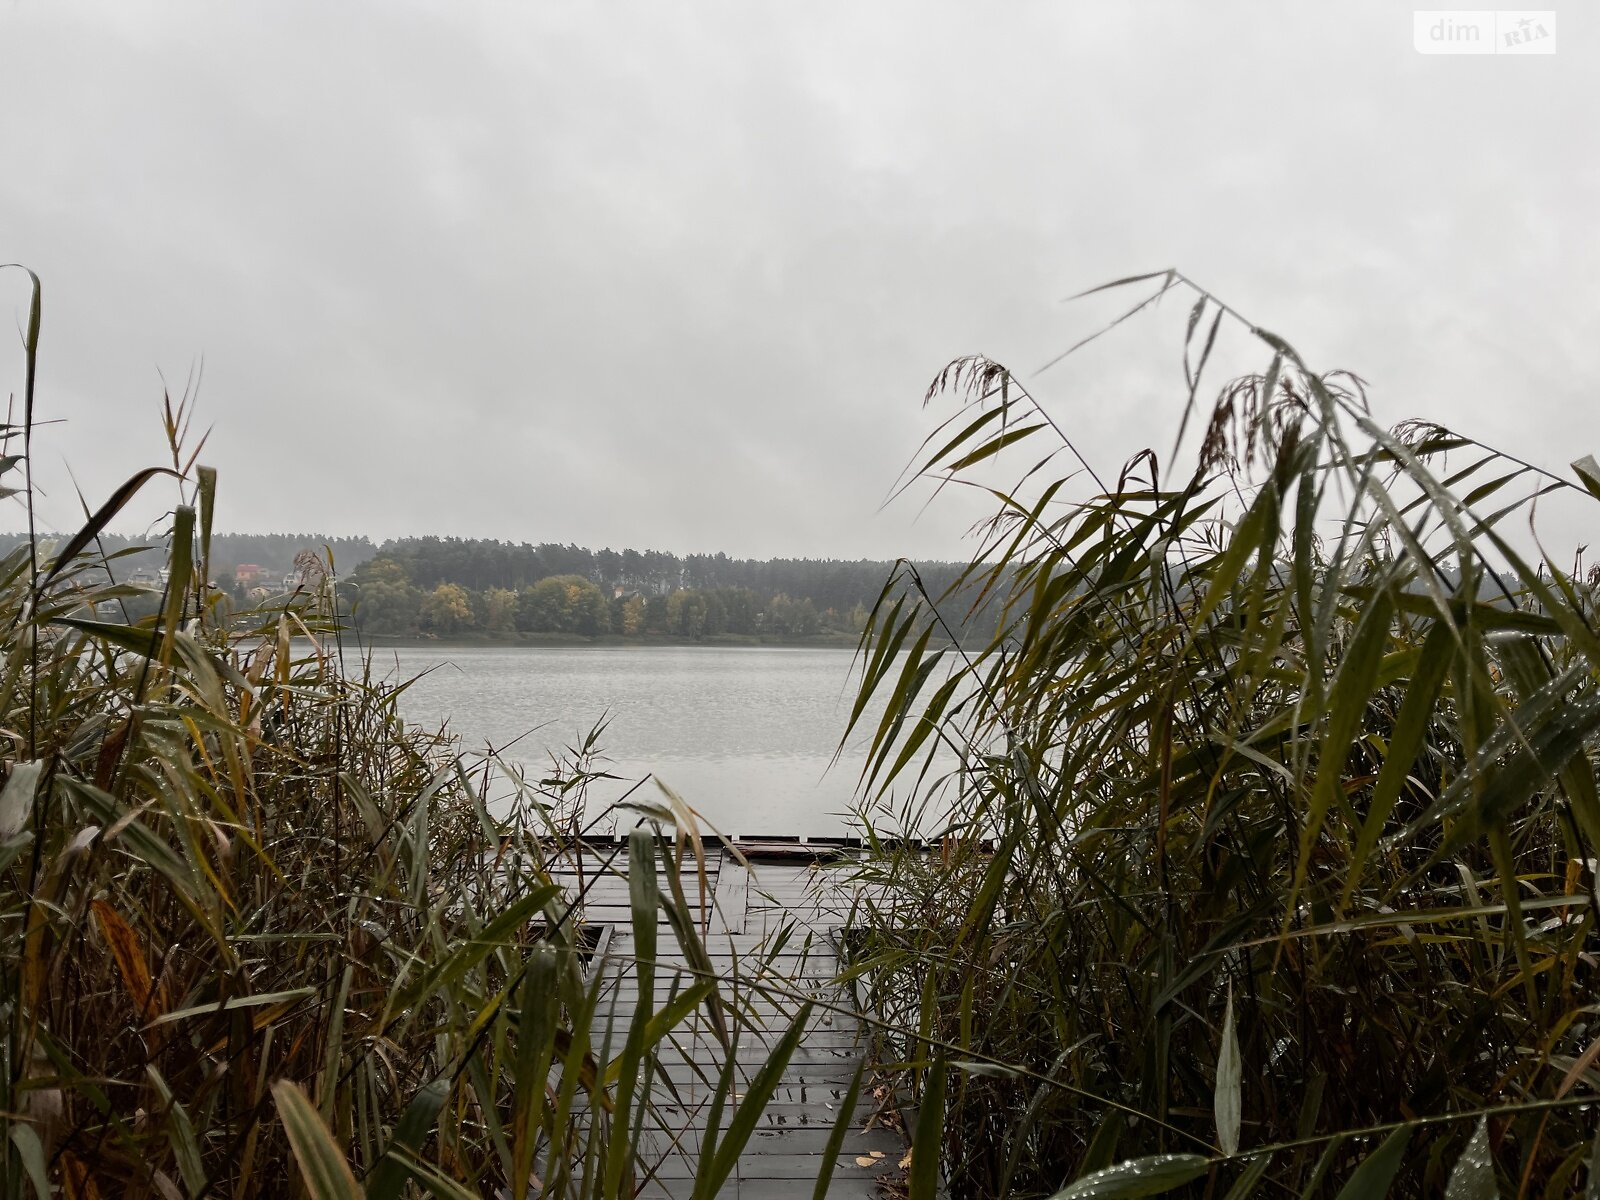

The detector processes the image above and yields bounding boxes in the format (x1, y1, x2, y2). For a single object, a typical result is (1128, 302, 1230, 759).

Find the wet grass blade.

(365, 1079, 450, 1200)
(695, 1001, 813, 1200)
(602, 827, 660, 1199)
(1048, 1154, 1211, 1198)
(273, 1079, 362, 1200)
(1215, 984, 1240, 1157)
(910, 1048, 946, 1200)
(1332, 1128, 1410, 1199)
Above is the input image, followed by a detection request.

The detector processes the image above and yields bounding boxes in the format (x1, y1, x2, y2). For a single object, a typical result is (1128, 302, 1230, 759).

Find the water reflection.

(370, 644, 889, 837)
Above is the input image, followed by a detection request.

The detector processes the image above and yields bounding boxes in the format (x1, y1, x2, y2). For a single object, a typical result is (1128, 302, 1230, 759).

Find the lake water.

(371, 644, 906, 838)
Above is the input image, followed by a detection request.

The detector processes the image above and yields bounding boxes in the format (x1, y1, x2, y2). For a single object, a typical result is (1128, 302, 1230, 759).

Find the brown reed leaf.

(91, 898, 157, 1018)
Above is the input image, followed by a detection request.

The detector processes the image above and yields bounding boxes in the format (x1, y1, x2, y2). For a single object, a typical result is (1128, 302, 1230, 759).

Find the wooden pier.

(550, 839, 904, 1198)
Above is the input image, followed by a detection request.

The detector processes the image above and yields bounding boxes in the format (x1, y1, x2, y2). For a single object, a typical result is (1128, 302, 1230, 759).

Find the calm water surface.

(375, 644, 902, 837)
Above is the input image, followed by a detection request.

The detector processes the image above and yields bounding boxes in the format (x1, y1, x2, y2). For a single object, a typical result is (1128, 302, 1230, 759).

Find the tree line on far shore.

(343, 538, 988, 640)
(0, 530, 993, 642)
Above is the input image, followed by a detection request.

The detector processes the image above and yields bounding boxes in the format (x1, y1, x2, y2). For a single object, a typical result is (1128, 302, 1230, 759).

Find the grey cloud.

(0, 1, 1595, 559)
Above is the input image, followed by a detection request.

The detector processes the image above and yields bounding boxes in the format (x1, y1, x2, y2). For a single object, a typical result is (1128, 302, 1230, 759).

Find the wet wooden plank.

(712, 860, 750, 934)
(556, 842, 898, 1199)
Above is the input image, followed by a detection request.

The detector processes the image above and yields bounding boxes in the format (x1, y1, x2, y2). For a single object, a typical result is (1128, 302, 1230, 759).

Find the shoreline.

(348, 630, 864, 650)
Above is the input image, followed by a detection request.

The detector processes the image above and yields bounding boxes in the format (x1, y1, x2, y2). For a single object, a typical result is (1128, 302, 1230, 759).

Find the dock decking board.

(711, 861, 750, 935)
(558, 846, 900, 1198)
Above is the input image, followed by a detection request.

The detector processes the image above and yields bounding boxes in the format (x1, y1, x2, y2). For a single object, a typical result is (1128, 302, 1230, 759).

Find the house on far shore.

(233, 563, 266, 587)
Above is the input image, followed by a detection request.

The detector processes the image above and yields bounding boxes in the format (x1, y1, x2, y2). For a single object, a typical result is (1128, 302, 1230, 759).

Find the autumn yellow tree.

(420, 581, 473, 634)
(620, 594, 645, 635)
(484, 586, 517, 633)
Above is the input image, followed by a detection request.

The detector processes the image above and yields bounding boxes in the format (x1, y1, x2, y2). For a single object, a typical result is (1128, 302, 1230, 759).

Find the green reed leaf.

(1444, 1118, 1497, 1200)
(1333, 1127, 1410, 1199)
(273, 1079, 363, 1200)
(1215, 983, 1241, 1157)
(1049, 1154, 1211, 1198)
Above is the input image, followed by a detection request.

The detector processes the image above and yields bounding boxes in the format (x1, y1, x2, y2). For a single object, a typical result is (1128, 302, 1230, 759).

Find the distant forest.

(346, 538, 986, 640)
(1, 531, 992, 642)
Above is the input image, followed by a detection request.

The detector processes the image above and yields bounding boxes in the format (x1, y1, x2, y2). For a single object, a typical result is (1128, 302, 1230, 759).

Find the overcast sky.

(1, 2, 1594, 561)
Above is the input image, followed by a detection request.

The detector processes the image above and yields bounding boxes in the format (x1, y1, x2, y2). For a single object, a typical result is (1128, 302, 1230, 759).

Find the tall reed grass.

(13, 259, 1586, 1199)
(842, 271, 1600, 1197)
(0, 269, 828, 1199)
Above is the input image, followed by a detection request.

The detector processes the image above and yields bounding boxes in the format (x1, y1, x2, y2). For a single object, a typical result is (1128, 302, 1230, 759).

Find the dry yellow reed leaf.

(92, 899, 158, 1018)
(60, 1152, 102, 1200)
